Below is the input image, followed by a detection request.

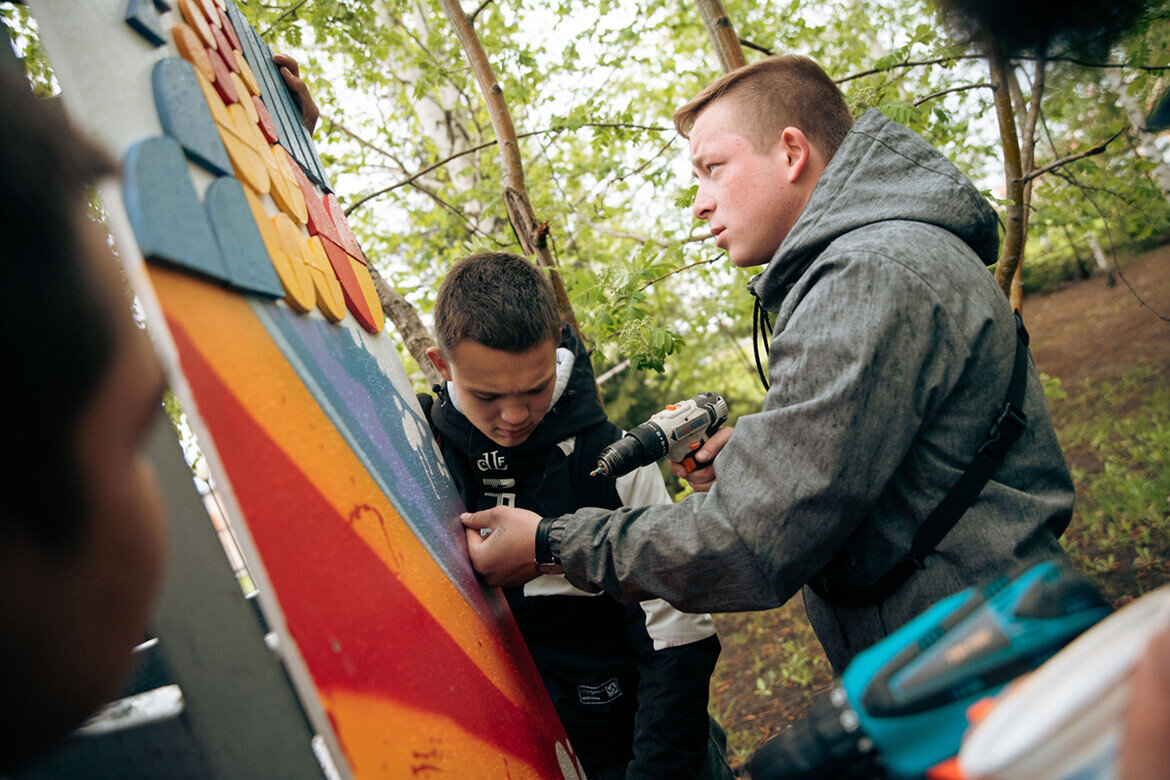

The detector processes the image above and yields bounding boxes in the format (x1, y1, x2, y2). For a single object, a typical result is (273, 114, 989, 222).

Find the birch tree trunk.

(1086, 231, 1117, 287)
(374, 1, 494, 230)
(350, 1, 492, 384)
(1105, 67, 1170, 203)
(437, 0, 583, 340)
(696, 0, 746, 72)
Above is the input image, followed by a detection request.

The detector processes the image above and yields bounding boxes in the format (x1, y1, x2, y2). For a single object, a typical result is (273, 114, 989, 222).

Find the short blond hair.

(673, 55, 854, 161)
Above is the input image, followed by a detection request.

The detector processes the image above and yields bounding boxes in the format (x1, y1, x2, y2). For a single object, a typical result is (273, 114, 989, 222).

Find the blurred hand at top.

(273, 53, 318, 134)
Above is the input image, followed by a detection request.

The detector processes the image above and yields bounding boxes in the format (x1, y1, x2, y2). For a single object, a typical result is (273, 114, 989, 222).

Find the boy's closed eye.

(474, 381, 551, 403)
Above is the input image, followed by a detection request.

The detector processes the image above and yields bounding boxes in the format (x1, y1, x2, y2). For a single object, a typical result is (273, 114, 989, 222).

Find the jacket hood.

(753, 109, 1000, 307)
(430, 323, 606, 458)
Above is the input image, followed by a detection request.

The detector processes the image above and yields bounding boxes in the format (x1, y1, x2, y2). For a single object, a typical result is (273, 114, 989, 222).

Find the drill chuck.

(591, 423, 669, 477)
(591, 392, 729, 479)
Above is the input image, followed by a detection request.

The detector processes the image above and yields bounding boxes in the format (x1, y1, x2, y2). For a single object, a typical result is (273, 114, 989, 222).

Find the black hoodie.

(421, 325, 723, 778)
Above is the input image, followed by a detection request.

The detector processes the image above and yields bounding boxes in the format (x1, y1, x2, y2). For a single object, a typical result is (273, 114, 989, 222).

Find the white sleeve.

(616, 462, 719, 650)
(615, 462, 673, 507)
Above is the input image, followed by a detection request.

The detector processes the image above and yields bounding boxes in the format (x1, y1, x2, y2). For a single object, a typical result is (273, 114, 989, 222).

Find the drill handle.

(676, 443, 707, 473)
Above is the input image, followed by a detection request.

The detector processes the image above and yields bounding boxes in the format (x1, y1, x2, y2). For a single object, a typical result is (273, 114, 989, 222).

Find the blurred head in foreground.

(0, 64, 169, 770)
(935, 0, 1153, 57)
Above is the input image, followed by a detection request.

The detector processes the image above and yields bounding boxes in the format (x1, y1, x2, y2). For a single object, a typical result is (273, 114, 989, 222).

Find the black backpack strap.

(810, 312, 1031, 608)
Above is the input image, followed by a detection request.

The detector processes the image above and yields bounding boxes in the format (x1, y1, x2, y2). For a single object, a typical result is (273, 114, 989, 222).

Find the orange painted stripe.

(324, 689, 579, 778)
(148, 266, 547, 711)
(165, 317, 566, 772)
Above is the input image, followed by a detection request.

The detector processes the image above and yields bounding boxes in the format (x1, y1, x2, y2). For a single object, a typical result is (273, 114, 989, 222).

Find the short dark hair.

(673, 55, 854, 163)
(0, 65, 117, 551)
(432, 252, 561, 355)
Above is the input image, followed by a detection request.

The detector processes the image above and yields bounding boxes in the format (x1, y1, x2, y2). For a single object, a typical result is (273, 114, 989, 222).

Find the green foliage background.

(9, 0, 1166, 425)
(213, 0, 1169, 432)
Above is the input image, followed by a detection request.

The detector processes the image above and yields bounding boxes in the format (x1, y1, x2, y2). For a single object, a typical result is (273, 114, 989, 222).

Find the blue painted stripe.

(251, 302, 498, 619)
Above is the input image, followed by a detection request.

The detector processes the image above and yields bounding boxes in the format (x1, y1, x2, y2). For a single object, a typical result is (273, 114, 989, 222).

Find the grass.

(709, 360, 1170, 767)
(709, 599, 835, 762)
(1047, 363, 1170, 604)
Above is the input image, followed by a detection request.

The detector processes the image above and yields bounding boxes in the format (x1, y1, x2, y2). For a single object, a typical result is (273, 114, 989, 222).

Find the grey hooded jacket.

(552, 109, 1073, 671)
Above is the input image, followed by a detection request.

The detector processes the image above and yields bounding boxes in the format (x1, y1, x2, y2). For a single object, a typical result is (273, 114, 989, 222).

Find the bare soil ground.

(709, 243, 1170, 769)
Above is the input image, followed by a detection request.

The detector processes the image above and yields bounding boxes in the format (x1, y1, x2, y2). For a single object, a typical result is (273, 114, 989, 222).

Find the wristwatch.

(534, 517, 563, 575)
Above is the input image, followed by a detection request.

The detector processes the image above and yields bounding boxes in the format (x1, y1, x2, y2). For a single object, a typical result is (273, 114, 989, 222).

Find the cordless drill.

(590, 392, 729, 478)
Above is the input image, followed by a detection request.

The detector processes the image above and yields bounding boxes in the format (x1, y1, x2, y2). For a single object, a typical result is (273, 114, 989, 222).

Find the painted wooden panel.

(27, 1, 581, 776)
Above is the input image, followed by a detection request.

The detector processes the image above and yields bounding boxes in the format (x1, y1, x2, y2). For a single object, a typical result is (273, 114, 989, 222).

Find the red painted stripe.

(167, 316, 565, 773)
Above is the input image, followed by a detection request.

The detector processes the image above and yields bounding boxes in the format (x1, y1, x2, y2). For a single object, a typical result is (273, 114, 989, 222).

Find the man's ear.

(779, 126, 816, 183)
(426, 346, 453, 382)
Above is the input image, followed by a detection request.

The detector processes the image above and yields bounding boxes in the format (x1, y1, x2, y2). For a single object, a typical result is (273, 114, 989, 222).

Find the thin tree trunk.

(1060, 224, 1092, 280)
(377, 1, 490, 229)
(695, 0, 747, 72)
(1010, 261, 1024, 311)
(1005, 58, 1045, 314)
(989, 43, 1026, 301)
(437, 0, 583, 340)
(1086, 231, 1116, 287)
(368, 265, 444, 387)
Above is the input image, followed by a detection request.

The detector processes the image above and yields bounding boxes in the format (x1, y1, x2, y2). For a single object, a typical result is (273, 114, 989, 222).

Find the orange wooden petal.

(304, 236, 348, 322)
(172, 23, 214, 81)
(270, 212, 318, 313)
(178, 0, 216, 50)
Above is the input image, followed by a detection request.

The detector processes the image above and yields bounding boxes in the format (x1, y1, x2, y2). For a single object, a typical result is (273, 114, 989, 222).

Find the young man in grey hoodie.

(461, 55, 1074, 673)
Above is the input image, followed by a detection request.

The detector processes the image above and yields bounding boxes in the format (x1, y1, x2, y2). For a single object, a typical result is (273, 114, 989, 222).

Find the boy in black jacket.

(419, 252, 731, 779)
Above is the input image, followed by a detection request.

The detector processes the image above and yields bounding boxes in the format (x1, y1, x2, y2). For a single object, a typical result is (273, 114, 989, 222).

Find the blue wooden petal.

(125, 0, 166, 47)
(123, 136, 231, 283)
(152, 57, 233, 177)
(205, 177, 285, 298)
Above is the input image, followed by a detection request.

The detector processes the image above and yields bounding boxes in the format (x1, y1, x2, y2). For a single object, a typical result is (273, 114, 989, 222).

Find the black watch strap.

(534, 517, 562, 574)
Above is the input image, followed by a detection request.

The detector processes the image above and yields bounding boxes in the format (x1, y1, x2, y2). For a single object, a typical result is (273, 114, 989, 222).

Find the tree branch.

(739, 38, 773, 56)
(322, 116, 401, 161)
(406, 180, 503, 245)
(1048, 170, 1170, 323)
(469, 0, 492, 24)
(638, 256, 721, 290)
(1043, 56, 1169, 72)
(1020, 128, 1125, 183)
(835, 52, 1166, 86)
(260, 0, 310, 36)
(835, 54, 986, 84)
(913, 82, 993, 106)
(344, 122, 670, 216)
(578, 219, 713, 249)
(595, 359, 630, 385)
